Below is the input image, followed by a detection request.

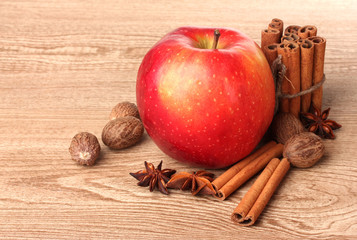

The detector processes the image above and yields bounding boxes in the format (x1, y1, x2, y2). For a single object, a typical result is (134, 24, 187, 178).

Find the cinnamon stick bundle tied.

(261, 29, 280, 51)
(298, 39, 315, 112)
(298, 25, 317, 39)
(308, 36, 326, 111)
(232, 158, 290, 226)
(215, 143, 284, 200)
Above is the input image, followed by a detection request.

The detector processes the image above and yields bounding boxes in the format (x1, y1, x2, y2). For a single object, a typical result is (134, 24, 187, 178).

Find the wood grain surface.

(1, 0, 356, 239)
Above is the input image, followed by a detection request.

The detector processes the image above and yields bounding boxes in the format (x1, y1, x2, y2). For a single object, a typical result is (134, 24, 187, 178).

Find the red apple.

(136, 26, 275, 169)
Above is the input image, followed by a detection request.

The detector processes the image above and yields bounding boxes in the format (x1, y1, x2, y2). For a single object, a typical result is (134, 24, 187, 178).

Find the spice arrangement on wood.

(68, 19, 342, 227)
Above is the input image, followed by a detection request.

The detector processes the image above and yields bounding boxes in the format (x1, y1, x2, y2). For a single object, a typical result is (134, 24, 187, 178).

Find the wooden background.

(0, 0, 356, 239)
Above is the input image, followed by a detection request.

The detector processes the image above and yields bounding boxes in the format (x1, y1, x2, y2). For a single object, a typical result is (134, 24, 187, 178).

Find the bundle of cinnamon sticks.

(261, 18, 326, 115)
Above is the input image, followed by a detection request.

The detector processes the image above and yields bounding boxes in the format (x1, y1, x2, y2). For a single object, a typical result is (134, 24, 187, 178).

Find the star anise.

(130, 161, 176, 195)
(300, 104, 342, 139)
(166, 170, 215, 196)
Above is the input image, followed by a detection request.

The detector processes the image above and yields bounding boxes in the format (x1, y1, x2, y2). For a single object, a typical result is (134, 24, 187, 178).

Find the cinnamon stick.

(231, 158, 280, 223)
(284, 25, 301, 35)
(268, 18, 284, 40)
(263, 44, 278, 68)
(277, 42, 301, 118)
(233, 158, 290, 226)
(277, 43, 290, 113)
(212, 141, 277, 192)
(281, 35, 294, 43)
(298, 39, 314, 112)
(261, 29, 280, 50)
(308, 36, 326, 111)
(282, 32, 300, 42)
(287, 42, 301, 118)
(298, 25, 317, 39)
(216, 143, 284, 200)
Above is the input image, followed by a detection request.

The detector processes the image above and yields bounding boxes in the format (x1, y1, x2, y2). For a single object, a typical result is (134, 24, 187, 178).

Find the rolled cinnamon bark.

(216, 143, 284, 200)
(298, 39, 315, 112)
(231, 158, 280, 223)
(277, 43, 290, 113)
(263, 44, 278, 68)
(235, 158, 290, 226)
(286, 42, 301, 118)
(308, 36, 326, 111)
(281, 36, 294, 43)
(268, 18, 284, 39)
(277, 42, 301, 118)
(282, 32, 300, 42)
(261, 29, 280, 50)
(212, 141, 276, 192)
(284, 25, 301, 35)
(298, 25, 317, 39)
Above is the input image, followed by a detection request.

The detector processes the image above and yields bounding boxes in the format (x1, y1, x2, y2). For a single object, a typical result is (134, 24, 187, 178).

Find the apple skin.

(136, 26, 275, 169)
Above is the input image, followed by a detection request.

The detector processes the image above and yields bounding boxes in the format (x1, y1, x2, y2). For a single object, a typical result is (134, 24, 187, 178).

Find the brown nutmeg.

(270, 112, 306, 144)
(69, 132, 101, 166)
(102, 116, 144, 149)
(283, 132, 325, 168)
(109, 102, 140, 120)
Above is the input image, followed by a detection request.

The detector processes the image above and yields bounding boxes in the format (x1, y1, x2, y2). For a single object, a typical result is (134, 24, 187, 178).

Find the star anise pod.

(130, 161, 176, 195)
(166, 170, 215, 196)
(300, 104, 342, 139)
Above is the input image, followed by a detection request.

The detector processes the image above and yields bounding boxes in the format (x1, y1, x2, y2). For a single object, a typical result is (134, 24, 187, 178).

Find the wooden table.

(1, 1, 356, 239)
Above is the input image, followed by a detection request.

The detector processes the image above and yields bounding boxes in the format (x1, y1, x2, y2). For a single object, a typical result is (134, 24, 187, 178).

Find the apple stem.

(212, 29, 221, 49)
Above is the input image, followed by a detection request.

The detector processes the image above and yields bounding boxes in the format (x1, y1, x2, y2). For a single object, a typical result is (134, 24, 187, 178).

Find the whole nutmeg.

(69, 132, 101, 166)
(270, 112, 306, 144)
(102, 116, 144, 149)
(283, 132, 325, 168)
(109, 102, 140, 120)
